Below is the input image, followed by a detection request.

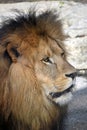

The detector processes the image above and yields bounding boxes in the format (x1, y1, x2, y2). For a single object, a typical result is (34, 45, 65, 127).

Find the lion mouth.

(50, 85, 74, 99)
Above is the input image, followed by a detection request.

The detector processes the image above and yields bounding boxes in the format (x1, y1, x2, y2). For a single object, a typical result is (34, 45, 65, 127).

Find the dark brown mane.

(0, 10, 64, 43)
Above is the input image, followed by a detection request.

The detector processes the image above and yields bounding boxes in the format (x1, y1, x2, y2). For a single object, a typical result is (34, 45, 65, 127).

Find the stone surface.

(64, 81, 87, 130)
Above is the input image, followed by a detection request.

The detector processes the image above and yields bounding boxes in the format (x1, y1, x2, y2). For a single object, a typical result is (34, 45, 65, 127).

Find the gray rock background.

(0, 1, 87, 130)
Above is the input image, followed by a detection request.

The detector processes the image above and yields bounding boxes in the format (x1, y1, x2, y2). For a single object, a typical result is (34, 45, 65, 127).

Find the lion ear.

(7, 43, 20, 63)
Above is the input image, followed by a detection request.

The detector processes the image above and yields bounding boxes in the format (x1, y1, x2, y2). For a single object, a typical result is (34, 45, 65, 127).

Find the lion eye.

(42, 57, 53, 64)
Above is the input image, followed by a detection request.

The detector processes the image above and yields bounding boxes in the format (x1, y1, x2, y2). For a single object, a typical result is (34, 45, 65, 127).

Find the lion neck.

(0, 61, 60, 130)
(11, 91, 60, 130)
(8, 63, 60, 130)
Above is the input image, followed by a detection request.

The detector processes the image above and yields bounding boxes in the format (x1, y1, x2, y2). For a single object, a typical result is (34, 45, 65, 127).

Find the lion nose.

(65, 72, 77, 79)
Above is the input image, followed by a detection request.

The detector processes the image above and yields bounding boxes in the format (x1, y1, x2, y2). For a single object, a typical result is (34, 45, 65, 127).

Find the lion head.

(0, 11, 76, 130)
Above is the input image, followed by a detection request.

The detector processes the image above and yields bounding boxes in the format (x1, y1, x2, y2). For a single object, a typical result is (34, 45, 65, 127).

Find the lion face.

(34, 37, 76, 105)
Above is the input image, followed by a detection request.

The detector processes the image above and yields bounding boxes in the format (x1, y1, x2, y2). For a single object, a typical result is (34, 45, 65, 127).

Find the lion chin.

(49, 89, 73, 106)
(44, 81, 75, 106)
(0, 10, 76, 130)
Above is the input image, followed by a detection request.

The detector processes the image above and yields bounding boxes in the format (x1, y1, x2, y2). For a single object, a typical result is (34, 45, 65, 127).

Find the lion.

(0, 10, 76, 130)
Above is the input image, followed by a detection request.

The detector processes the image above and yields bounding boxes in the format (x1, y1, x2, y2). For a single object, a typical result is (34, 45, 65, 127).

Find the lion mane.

(0, 10, 75, 130)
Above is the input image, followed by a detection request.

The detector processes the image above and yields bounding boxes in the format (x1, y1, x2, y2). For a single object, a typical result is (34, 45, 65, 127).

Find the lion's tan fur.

(0, 11, 75, 130)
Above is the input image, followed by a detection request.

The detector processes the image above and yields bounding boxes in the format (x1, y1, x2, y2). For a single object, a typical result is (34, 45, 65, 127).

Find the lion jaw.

(43, 81, 76, 106)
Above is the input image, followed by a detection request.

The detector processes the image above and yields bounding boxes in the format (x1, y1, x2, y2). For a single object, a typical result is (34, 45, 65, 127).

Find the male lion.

(0, 11, 76, 130)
